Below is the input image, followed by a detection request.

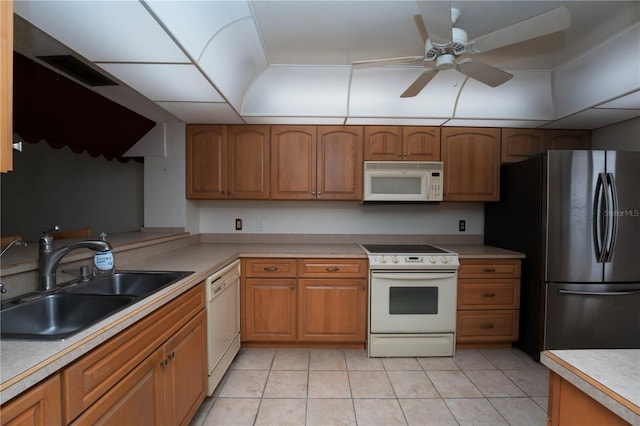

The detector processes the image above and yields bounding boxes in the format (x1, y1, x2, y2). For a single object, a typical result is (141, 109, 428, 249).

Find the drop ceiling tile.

(14, 1, 188, 63)
(543, 108, 640, 129)
(444, 119, 551, 128)
(244, 117, 346, 125)
(595, 90, 640, 109)
(345, 117, 447, 126)
(156, 102, 244, 124)
(98, 63, 224, 102)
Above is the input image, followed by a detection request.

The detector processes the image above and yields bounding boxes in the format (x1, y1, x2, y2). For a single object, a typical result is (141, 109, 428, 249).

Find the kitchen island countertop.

(541, 349, 640, 425)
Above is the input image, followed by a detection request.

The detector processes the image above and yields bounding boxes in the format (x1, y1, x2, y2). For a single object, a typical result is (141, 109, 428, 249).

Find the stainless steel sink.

(1, 270, 193, 340)
(62, 270, 193, 297)
(0, 294, 136, 340)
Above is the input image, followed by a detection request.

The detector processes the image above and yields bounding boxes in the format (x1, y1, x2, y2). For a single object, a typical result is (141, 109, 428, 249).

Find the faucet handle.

(42, 226, 61, 236)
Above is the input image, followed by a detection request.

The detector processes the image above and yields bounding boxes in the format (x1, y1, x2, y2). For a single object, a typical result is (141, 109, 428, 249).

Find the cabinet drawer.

(457, 279, 520, 310)
(297, 259, 367, 278)
(244, 258, 297, 277)
(456, 310, 519, 342)
(458, 259, 520, 279)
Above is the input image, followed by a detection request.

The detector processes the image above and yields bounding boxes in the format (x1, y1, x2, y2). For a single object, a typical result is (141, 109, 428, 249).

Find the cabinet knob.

(480, 323, 495, 329)
(290, 284, 296, 290)
(481, 292, 496, 298)
(160, 359, 168, 367)
(169, 352, 175, 360)
(482, 267, 496, 273)
(361, 286, 366, 291)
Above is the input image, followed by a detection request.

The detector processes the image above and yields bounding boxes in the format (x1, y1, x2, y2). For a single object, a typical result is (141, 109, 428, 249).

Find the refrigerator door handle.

(604, 173, 619, 262)
(558, 288, 640, 296)
(593, 173, 610, 263)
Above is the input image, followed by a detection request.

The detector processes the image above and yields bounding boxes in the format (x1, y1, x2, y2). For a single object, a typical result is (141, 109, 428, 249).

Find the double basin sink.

(0, 270, 193, 340)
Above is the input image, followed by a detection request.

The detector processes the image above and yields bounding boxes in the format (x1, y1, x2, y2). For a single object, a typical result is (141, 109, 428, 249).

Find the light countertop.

(541, 349, 640, 425)
(0, 233, 523, 404)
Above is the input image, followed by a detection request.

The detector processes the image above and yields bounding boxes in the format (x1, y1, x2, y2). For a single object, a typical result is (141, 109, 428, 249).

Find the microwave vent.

(365, 161, 442, 171)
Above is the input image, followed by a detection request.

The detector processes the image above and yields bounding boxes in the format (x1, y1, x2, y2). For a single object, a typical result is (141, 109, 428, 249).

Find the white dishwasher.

(206, 259, 241, 395)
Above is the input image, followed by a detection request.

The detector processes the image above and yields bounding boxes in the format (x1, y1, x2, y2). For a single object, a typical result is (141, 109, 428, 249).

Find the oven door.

(370, 271, 457, 333)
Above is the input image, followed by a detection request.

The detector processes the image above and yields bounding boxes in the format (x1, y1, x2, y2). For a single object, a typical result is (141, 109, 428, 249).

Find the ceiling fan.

(352, 2, 571, 97)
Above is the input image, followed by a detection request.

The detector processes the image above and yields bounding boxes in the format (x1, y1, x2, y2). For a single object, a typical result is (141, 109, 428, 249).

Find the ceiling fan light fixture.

(435, 54, 455, 70)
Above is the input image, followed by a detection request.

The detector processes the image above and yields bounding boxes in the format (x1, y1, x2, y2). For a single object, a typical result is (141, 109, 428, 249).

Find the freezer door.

(604, 151, 640, 282)
(546, 151, 605, 282)
(545, 282, 640, 350)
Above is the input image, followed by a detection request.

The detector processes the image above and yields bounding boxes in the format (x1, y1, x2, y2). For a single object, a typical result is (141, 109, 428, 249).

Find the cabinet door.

(545, 129, 591, 150)
(317, 126, 363, 200)
(441, 127, 501, 201)
(0, 0, 13, 173)
(270, 126, 316, 200)
(244, 278, 297, 341)
(186, 125, 227, 199)
(163, 310, 207, 426)
(70, 350, 164, 426)
(1, 374, 62, 426)
(501, 128, 546, 163)
(402, 127, 441, 160)
(364, 126, 402, 160)
(228, 125, 270, 199)
(297, 279, 366, 342)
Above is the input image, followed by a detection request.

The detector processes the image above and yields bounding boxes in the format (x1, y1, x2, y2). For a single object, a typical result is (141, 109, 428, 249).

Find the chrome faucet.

(38, 226, 112, 292)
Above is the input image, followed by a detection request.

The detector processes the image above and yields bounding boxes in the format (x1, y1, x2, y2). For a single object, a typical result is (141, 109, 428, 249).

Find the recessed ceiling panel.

(243, 66, 350, 116)
(543, 108, 640, 130)
(595, 90, 640, 109)
(349, 67, 460, 118)
(145, 0, 252, 61)
(14, 1, 188, 63)
(455, 70, 553, 119)
(97, 63, 224, 102)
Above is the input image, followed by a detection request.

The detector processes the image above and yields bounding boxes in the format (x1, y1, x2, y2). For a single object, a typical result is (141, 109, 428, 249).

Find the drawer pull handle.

(480, 323, 495, 329)
(325, 267, 340, 272)
(264, 267, 278, 272)
(481, 292, 496, 298)
(482, 267, 496, 272)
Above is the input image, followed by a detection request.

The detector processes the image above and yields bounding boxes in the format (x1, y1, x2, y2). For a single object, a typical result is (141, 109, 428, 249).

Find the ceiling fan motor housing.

(424, 27, 468, 60)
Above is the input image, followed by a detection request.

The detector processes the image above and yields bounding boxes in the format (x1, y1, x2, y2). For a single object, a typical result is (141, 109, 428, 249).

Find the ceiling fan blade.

(400, 69, 438, 98)
(414, 14, 428, 44)
(456, 60, 513, 87)
(467, 6, 571, 54)
(352, 56, 424, 69)
(416, 1, 453, 47)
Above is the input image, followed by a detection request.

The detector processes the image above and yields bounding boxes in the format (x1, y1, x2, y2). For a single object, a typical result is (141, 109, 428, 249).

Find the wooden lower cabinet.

(456, 258, 521, 347)
(242, 258, 367, 347)
(547, 371, 629, 426)
(1, 374, 62, 426)
(298, 278, 366, 342)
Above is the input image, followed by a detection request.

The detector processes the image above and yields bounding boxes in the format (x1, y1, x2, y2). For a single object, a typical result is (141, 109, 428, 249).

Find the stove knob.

(429, 256, 436, 264)
(379, 256, 386, 264)
(441, 256, 449, 264)
(391, 256, 399, 264)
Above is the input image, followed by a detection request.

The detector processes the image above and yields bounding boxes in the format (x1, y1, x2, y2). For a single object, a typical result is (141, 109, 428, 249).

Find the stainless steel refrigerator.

(485, 150, 640, 359)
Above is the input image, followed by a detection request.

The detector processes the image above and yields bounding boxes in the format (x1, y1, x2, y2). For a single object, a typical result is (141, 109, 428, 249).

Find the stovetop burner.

(361, 244, 450, 254)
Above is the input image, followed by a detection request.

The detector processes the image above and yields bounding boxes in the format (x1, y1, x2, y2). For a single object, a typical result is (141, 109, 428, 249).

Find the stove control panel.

(368, 254, 459, 269)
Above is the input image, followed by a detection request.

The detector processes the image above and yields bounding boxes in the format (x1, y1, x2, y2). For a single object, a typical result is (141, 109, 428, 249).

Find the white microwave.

(363, 161, 443, 202)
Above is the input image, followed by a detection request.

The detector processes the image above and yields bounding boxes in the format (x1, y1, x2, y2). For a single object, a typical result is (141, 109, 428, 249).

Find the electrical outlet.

(459, 220, 466, 232)
(256, 218, 264, 232)
(235, 218, 242, 231)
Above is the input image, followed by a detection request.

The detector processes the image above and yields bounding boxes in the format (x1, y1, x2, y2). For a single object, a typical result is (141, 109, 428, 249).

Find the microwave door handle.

(372, 272, 455, 280)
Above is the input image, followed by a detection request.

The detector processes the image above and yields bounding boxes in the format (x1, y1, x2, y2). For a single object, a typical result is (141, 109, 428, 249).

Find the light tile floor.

(191, 347, 549, 426)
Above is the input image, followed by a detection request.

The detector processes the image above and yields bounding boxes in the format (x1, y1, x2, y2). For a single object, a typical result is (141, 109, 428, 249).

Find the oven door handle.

(371, 272, 456, 280)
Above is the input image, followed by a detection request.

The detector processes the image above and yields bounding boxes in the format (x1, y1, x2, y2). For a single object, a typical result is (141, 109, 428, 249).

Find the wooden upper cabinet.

(501, 128, 546, 163)
(317, 126, 363, 200)
(186, 125, 226, 199)
(0, 0, 13, 173)
(270, 126, 317, 200)
(545, 129, 591, 150)
(227, 125, 270, 199)
(364, 126, 402, 160)
(271, 126, 363, 200)
(402, 126, 440, 160)
(364, 126, 439, 161)
(441, 127, 501, 202)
